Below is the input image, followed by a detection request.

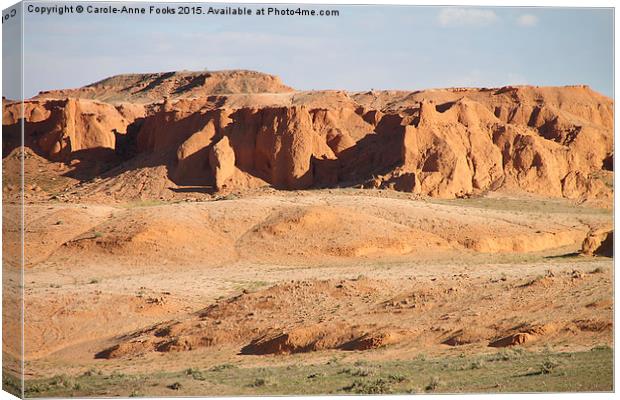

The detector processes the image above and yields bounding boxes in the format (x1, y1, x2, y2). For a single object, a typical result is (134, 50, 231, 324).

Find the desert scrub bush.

(110, 371, 126, 379)
(540, 359, 560, 374)
(249, 378, 269, 387)
(425, 376, 441, 392)
(351, 367, 371, 377)
(49, 374, 74, 388)
(338, 367, 372, 377)
(525, 358, 561, 376)
(469, 359, 484, 369)
(440, 361, 453, 370)
(343, 378, 394, 394)
(210, 363, 237, 372)
(487, 348, 523, 362)
(82, 367, 102, 377)
(387, 374, 406, 383)
(25, 383, 49, 394)
(326, 356, 341, 365)
(542, 344, 553, 354)
(167, 382, 182, 390)
(215, 193, 239, 201)
(185, 367, 206, 380)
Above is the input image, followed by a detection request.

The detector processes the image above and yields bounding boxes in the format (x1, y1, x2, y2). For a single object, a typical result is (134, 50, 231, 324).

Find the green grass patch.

(428, 197, 612, 216)
(229, 280, 270, 292)
(3, 371, 22, 397)
(24, 348, 612, 397)
(120, 199, 181, 209)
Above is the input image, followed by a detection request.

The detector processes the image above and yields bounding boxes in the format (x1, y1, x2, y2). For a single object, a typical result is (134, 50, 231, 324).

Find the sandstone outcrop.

(208, 136, 235, 190)
(3, 98, 143, 161)
(3, 71, 613, 202)
(582, 227, 613, 257)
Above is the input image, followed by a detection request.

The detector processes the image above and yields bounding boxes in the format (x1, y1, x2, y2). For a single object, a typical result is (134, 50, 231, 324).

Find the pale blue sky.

(6, 4, 615, 99)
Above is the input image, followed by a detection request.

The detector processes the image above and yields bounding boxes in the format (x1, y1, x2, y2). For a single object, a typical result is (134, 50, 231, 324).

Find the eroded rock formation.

(2, 71, 613, 201)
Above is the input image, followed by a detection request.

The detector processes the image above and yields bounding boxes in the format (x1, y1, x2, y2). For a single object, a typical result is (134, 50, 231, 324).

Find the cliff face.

(3, 71, 613, 202)
(3, 98, 145, 161)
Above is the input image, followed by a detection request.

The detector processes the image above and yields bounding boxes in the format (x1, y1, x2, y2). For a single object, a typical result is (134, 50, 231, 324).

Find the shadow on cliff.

(4, 106, 410, 194)
(327, 114, 407, 188)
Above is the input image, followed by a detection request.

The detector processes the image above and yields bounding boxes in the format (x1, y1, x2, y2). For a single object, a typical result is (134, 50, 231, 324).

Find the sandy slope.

(12, 191, 611, 380)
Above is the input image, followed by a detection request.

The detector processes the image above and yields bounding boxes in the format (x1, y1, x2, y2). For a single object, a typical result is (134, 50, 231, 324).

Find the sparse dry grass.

(21, 347, 612, 397)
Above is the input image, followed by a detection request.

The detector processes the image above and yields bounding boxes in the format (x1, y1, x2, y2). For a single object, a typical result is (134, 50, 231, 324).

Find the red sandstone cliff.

(3, 71, 613, 202)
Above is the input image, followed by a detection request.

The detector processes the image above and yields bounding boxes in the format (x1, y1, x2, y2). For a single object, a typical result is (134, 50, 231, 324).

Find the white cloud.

(438, 8, 498, 27)
(517, 14, 539, 27)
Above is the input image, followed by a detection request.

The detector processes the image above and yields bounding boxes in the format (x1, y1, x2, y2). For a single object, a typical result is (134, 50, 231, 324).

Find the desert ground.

(2, 70, 614, 396)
